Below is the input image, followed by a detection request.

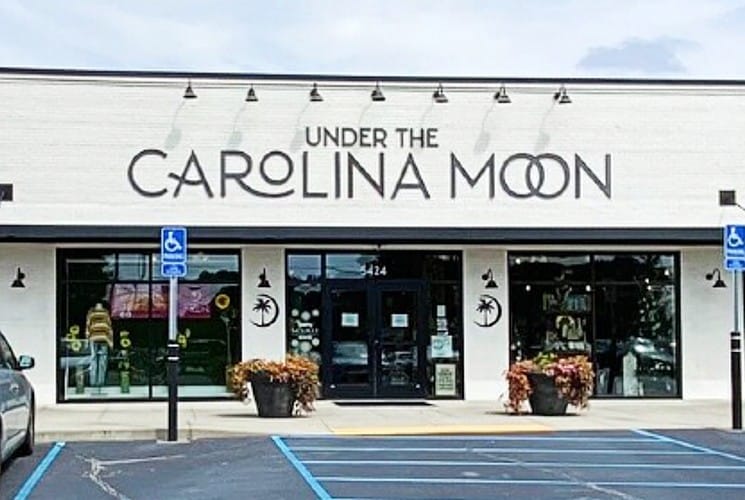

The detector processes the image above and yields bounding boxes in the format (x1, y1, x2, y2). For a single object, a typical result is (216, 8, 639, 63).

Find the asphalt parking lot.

(1, 429, 744, 499)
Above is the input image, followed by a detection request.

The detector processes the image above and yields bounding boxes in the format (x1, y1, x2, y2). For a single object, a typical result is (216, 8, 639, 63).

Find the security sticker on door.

(391, 314, 409, 328)
(431, 335, 453, 358)
(341, 313, 359, 327)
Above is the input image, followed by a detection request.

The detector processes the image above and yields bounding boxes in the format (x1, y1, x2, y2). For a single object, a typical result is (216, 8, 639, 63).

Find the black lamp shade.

(494, 85, 511, 103)
(245, 86, 258, 102)
(310, 83, 323, 102)
(371, 83, 386, 102)
(183, 80, 197, 99)
(11, 267, 25, 288)
(433, 83, 448, 103)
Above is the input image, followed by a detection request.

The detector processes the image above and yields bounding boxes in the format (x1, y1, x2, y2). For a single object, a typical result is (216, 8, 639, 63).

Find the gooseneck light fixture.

(309, 83, 323, 102)
(371, 82, 386, 102)
(183, 79, 197, 99)
(257, 268, 271, 288)
(172, 80, 597, 106)
(433, 83, 448, 103)
(481, 268, 498, 289)
(706, 268, 727, 288)
(11, 267, 26, 288)
(554, 85, 571, 104)
(494, 84, 511, 104)
(245, 85, 258, 102)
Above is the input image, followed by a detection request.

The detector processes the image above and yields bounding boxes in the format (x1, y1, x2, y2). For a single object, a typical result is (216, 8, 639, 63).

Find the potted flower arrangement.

(505, 352, 594, 415)
(230, 354, 319, 417)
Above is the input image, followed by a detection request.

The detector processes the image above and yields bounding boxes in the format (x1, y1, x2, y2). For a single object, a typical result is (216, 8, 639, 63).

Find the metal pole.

(733, 271, 743, 430)
(167, 275, 180, 441)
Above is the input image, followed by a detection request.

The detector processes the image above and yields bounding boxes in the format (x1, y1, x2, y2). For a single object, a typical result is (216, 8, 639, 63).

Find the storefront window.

(326, 254, 378, 279)
(508, 252, 679, 398)
(287, 254, 323, 367)
(288, 255, 322, 281)
(58, 250, 241, 401)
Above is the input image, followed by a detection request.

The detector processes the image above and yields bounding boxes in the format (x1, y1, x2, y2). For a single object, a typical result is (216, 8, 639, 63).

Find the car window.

(0, 333, 18, 369)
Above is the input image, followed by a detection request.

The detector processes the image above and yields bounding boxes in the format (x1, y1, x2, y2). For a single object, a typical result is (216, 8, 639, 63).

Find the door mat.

(333, 401, 432, 406)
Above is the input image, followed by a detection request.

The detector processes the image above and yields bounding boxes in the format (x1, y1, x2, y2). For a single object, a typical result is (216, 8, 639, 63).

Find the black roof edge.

(0, 225, 722, 245)
(1, 66, 745, 87)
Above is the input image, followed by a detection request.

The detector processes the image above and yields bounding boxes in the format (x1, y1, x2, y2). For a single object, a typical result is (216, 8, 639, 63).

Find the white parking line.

(316, 476, 745, 489)
(303, 459, 745, 470)
(291, 446, 704, 455)
(633, 429, 745, 463)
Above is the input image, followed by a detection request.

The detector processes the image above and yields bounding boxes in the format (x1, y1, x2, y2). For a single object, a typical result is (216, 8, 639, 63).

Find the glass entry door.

(324, 281, 426, 398)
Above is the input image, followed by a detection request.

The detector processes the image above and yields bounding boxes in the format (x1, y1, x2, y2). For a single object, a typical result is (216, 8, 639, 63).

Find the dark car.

(0, 330, 35, 472)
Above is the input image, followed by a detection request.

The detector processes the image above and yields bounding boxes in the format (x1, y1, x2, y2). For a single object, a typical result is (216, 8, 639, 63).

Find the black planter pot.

(251, 378, 296, 418)
(527, 373, 569, 416)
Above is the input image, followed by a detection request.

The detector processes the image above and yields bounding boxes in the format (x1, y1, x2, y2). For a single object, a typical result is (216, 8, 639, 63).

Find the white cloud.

(0, 0, 744, 77)
(578, 38, 697, 75)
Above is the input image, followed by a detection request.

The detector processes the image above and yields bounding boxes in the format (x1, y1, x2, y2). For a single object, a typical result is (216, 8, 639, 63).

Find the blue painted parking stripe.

(292, 446, 702, 455)
(633, 429, 745, 463)
(272, 436, 332, 500)
(316, 476, 745, 489)
(303, 459, 745, 470)
(13, 441, 66, 500)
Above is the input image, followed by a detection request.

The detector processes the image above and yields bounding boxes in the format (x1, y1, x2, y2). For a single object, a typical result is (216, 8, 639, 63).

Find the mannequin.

(86, 302, 113, 388)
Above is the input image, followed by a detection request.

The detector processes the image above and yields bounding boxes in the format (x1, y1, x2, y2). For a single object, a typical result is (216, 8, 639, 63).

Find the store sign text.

(127, 127, 612, 200)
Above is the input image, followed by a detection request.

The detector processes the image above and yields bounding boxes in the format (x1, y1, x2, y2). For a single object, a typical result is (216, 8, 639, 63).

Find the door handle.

(10, 384, 20, 394)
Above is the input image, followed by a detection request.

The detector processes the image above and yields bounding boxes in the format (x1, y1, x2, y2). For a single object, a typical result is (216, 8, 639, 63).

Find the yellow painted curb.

(332, 423, 552, 436)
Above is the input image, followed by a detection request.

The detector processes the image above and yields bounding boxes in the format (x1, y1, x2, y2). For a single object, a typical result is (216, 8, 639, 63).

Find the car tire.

(17, 407, 34, 457)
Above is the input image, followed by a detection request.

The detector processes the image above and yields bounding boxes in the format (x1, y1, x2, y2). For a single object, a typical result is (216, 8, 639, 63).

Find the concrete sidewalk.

(35, 398, 737, 443)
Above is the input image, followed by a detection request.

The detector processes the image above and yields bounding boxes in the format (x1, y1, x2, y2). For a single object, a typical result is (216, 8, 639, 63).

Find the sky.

(1, 0, 745, 78)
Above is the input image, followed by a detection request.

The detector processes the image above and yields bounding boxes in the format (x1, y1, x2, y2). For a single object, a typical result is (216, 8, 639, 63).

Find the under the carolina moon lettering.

(127, 126, 612, 200)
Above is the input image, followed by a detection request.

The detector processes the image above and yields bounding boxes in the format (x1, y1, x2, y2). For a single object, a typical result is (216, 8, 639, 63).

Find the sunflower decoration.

(177, 328, 191, 350)
(65, 324, 82, 352)
(120, 331, 132, 349)
(215, 293, 231, 310)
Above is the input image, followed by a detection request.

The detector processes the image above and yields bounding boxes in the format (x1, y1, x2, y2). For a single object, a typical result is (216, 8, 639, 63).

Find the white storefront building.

(0, 68, 742, 405)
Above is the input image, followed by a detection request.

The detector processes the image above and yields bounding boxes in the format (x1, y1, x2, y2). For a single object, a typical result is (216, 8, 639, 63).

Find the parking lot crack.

(80, 456, 132, 500)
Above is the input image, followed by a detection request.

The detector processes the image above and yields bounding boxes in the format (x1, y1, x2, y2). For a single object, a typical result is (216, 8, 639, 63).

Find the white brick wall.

(1, 75, 742, 228)
(0, 244, 56, 404)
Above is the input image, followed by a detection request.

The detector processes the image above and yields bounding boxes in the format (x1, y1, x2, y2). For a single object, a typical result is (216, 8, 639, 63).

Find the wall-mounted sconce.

(258, 268, 271, 288)
(432, 83, 448, 103)
(245, 85, 258, 102)
(183, 79, 197, 99)
(481, 268, 498, 289)
(705, 268, 727, 288)
(11, 267, 26, 288)
(309, 83, 323, 102)
(371, 82, 386, 102)
(494, 84, 511, 104)
(553, 85, 571, 104)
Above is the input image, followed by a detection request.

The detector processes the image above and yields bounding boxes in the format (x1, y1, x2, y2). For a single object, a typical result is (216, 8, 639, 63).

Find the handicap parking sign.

(724, 225, 745, 271)
(160, 227, 188, 277)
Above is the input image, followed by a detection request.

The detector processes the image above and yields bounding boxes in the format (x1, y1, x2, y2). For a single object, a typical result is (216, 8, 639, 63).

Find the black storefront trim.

(3, 66, 745, 87)
(0, 225, 721, 245)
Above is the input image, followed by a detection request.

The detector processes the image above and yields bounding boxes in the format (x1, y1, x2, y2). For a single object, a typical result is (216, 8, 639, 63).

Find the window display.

(58, 250, 241, 401)
(509, 253, 678, 398)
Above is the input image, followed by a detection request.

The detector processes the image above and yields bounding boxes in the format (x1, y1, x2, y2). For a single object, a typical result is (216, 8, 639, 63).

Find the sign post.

(723, 225, 744, 430)
(160, 227, 188, 441)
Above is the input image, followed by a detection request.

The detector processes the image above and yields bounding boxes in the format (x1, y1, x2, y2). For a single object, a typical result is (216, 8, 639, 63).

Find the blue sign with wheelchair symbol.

(160, 227, 188, 277)
(724, 225, 745, 271)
